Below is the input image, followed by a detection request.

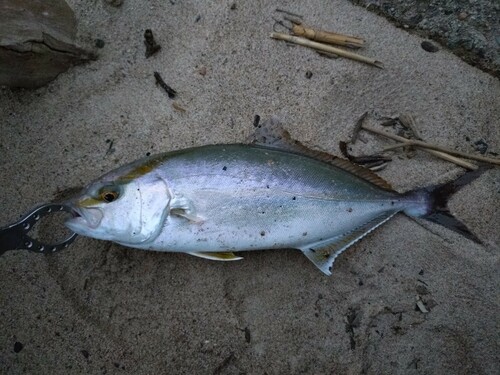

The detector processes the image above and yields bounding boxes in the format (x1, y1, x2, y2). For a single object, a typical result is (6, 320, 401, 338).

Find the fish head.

(65, 166, 171, 244)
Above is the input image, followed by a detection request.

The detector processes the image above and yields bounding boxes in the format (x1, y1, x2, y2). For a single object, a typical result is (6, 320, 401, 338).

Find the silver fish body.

(134, 145, 420, 249)
(66, 143, 479, 275)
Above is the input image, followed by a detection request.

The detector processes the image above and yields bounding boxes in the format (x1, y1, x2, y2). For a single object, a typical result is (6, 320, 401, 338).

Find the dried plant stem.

(291, 24, 365, 48)
(424, 150, 478, 170)
(383, 143, 414, 151)
(270, 32, 383, 68)
(383, 139, 499, 165)
(351, 111, 368, 144)
(362, 124, 500, 168)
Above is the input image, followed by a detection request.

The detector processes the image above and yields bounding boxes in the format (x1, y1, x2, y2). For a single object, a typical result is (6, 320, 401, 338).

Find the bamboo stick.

(270, 32, 383, 68)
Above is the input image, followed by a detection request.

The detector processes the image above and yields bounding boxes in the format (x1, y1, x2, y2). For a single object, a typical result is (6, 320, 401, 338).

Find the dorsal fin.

(248, 116, 394, 191)
(323, 156, 394, 191)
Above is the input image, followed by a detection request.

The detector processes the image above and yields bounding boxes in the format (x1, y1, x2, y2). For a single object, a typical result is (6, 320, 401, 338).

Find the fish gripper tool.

(0, 203, 78, 256)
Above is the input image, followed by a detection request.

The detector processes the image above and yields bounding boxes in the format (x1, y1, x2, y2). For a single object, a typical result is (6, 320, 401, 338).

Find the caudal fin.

(412, 167, 490, 244)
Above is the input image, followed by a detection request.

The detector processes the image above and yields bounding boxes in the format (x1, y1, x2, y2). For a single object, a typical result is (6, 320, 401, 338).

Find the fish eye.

(99, 188, 119, 203)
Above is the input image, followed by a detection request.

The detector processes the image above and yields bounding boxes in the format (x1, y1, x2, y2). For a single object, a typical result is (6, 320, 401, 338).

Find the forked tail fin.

(407, 167, 490, 244)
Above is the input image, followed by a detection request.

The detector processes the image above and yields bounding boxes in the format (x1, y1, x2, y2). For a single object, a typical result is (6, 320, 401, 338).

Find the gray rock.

(0, 0, 95, 88)
(349, 0, 500, 77)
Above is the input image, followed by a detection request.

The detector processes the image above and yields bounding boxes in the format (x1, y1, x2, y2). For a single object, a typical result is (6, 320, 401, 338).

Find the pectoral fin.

(301, 211, 398, 275)
(188, 252, 243, 261)
(170, 196, 204, 222)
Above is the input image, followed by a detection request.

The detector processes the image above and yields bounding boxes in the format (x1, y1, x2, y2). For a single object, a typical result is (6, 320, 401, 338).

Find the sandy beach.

(1, 1, 499, 373)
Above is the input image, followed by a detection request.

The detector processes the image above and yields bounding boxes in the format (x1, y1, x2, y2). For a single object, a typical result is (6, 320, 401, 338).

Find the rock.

(349, 0, 499, 78)
(421, 41, 439, 52)
(95, 39, 105, 49)
(0, 0, 95, 88)
(13, 342, 23, 353)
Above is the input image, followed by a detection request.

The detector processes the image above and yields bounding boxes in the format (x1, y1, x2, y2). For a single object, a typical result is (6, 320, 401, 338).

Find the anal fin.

(188, 252, 243, 261)
(301, 211, 398, 276)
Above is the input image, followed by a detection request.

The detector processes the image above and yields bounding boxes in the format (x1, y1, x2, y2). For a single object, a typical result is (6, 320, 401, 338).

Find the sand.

(1, 1, 499, 374)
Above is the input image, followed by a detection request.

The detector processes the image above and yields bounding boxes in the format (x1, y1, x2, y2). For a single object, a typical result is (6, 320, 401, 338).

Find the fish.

(65, 118, 485, 275)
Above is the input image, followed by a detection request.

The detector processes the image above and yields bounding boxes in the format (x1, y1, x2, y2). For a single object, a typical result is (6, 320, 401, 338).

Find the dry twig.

(144, 29, 161, 58)
(154, 72, 177, 98)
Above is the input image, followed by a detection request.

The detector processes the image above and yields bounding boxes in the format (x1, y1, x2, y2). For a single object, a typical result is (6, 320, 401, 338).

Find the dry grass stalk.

(270, 32, 383, 68)
(361, 124, 494, 170)
(172, 102, 186, 113)
(291, 24, 365, 49)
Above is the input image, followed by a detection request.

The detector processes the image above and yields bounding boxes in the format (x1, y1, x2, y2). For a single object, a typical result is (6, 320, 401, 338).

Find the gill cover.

(130, 177, 171, 244)
(67, 177, 170, 244)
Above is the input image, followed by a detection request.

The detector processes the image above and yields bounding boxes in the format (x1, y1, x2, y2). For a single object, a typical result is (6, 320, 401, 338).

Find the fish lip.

(66, 206, 103, 230)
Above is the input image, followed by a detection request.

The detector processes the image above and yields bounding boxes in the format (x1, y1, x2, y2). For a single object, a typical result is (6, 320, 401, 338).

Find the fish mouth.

(65, 206, 103, 231)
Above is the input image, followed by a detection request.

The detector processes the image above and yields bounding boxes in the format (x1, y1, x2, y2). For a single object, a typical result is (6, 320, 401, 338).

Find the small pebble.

(305, 70, 313, 79)
(244, 327, 251, 343)
(253, 114, 260, 128)
(421, 41, 439, 53)
(14, 342, 23, 353)
(95, 39, 105, 48)
(457, 11, 468, 21)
